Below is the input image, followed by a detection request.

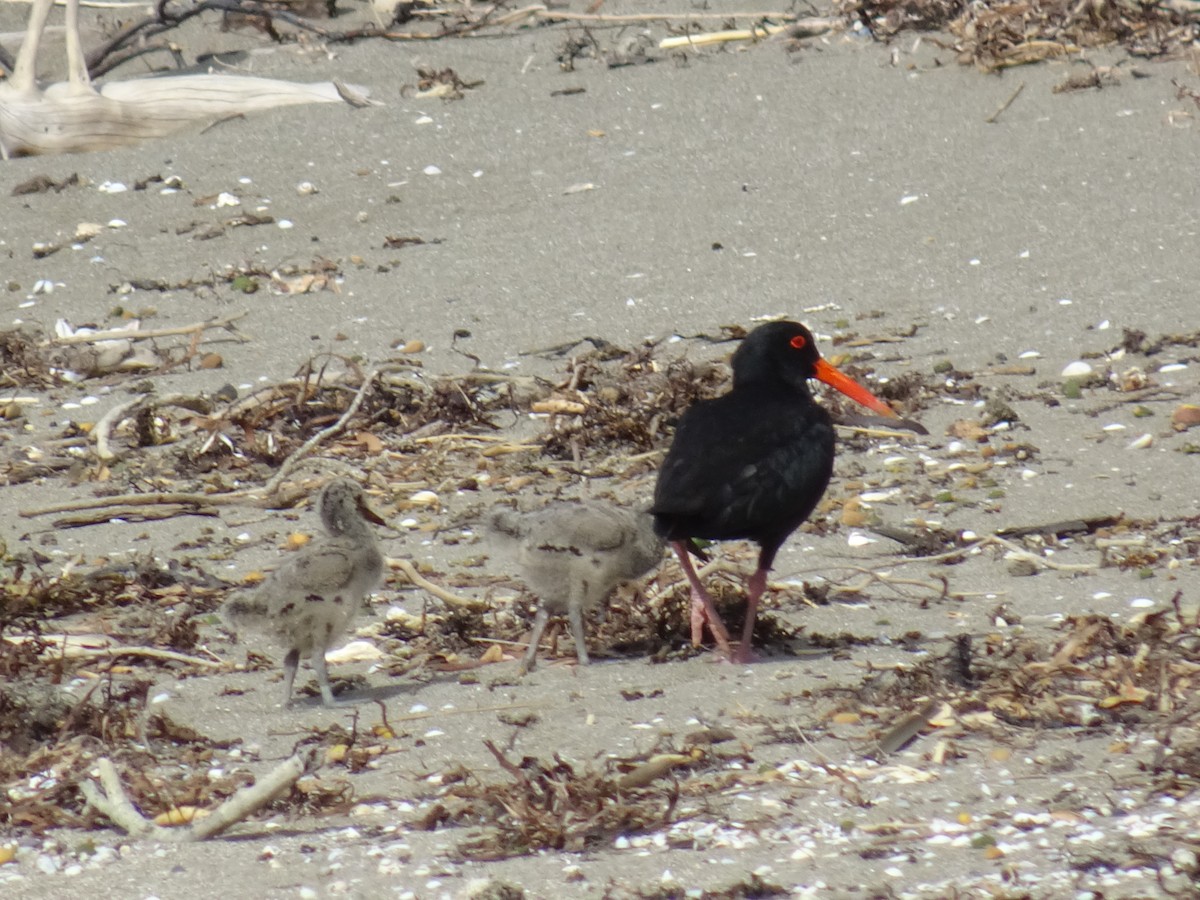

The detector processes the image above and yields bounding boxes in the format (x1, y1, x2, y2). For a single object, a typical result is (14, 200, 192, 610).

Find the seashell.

(324, 640, 382, 664)
(154, 806, 208, 827)
(1061, 361, 1093, 378)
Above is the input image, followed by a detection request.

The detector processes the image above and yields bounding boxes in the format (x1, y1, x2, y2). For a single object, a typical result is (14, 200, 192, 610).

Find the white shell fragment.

(1127, 433, 1153, 450)
(1061, 361, 1094, 378)
(324, 641, 383, 664)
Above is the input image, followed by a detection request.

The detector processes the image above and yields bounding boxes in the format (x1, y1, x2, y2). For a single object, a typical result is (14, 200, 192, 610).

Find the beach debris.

(0, 0, 374, 158)
(1171, 404, 1200, 430)
(46, 319, 160, 381)
(82, 752, 319, 841)
(0, 313, 248, 389)
(659, 17, 839, 50)
(400, 67, 482, 101)
(419, 740, 681, 859)
(841, 0, 1200, 72)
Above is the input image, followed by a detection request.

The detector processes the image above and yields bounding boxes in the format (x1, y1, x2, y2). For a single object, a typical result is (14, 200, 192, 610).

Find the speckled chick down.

(221, 478, 385, 707)
(487, 500, 664, 673)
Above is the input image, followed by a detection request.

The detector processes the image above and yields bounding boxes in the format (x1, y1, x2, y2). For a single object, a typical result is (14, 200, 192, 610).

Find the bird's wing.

(653, 399, 835, 538)
(527, 503, 634, 553)
(260, 544, 378, 616)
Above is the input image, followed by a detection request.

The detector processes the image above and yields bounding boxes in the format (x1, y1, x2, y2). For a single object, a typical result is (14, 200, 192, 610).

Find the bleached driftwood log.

(0, 0, 374, 158)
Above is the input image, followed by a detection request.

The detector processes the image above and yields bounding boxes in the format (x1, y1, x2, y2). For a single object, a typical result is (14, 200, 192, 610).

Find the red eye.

(789, 334, 807, 350)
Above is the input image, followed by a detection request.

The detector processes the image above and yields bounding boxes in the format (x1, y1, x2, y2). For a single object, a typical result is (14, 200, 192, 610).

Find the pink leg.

(671, 542, 732, 657)
(733, 567, 768, 664)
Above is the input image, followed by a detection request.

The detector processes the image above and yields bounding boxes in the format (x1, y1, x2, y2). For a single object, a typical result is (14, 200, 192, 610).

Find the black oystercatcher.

(487, 501, 664, 673)
(221, 478, 386, 707)
(651, 321, 901, 663)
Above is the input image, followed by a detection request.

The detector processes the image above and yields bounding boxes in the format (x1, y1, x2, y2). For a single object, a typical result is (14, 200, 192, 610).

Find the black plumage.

(652, 320, 899, 662)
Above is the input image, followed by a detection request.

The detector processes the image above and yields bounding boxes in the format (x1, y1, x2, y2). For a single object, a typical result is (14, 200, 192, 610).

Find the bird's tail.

(483, 508, 527, 547)
(219, 594, 269, 630)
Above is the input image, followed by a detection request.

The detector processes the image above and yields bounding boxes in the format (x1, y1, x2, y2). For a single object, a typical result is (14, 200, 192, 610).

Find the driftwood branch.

(81, 751, 318, 841)
(7, 633, 226, 668)
(1, 0, 374, 158)
(20, 490, 252, 518)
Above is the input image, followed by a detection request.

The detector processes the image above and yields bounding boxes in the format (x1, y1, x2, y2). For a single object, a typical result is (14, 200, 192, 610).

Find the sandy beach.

(3, 1, 1200, 896)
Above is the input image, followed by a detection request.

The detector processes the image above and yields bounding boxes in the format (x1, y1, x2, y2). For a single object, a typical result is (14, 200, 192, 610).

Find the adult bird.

(651, 320, 901, 662)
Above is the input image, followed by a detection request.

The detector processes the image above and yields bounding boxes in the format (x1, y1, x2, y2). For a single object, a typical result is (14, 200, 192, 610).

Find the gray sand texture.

(2, 2, 1200, 897)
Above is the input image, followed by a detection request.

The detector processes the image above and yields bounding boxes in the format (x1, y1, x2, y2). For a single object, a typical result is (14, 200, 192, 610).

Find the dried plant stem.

(45, 313, 247, 347)
(22, 363, 407, 521)
(390, 558, 489, 612)
(21, 490, 252, 518)
(534, 8, 799, 24)
(263, 363, 410, 495)
(985, 82, 1025, 123)
(659, 23, 786, 49)
(40, 640, 225, 668)
(52, 503, 221, 528)
(187, 751, 315, 839)
(91, 392, 212, 462)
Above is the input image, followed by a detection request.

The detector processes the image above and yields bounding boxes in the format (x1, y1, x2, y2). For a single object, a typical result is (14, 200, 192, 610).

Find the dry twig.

(81, 751, 318, 840)
(389, 558, 489, 612)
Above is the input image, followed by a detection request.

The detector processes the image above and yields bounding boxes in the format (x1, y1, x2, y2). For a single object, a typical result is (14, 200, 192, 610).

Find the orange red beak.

(813, 358, 899, 419)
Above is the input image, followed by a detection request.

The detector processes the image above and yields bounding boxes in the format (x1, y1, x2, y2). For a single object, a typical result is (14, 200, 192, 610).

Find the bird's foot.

(728, 643, 759, 664)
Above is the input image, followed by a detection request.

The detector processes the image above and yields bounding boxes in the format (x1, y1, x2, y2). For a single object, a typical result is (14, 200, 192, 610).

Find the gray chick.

(221, 477, 386, 708)
(486, 501, 664, 673)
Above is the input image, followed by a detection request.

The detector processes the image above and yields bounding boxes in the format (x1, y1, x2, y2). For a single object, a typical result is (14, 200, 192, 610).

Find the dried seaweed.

(839, 0, 1200, 71)
(837, 596, 1200, 744)
(419, 740, 679, 860)
(0, 326, 57, 390)
(539, 344, 727, 462)
(0, 673, 249, 832)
